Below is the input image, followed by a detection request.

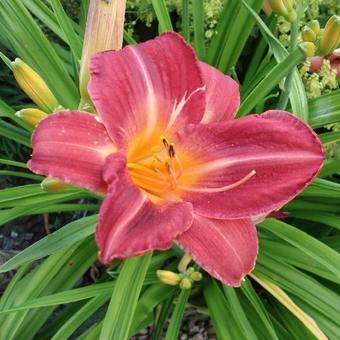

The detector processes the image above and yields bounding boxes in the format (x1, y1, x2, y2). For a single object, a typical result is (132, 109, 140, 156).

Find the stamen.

(127, 162, 165, 179)
(168, 143, 175, 158)
(166, 162, 177, 189)
(130, 171, 167, 186)
(178, 170, 256, 193)
(161, 136, 169, 149)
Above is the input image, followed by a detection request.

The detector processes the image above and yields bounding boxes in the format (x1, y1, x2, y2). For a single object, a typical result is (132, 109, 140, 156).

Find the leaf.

(164, 287, 191, 340)
(0, 215, 97, 273)
(100, 253, 152, 340)
(192, 0, 205, 60)
(237, 48, 304, 117)
(240, 0, 308, 121)
(259, 219, 340, 279)
(151, 0, 173, 33)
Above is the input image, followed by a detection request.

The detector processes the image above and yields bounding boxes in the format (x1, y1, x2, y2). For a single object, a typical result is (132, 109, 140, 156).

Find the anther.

(161, 136, 169, 149)
(169, 143, 175, 158)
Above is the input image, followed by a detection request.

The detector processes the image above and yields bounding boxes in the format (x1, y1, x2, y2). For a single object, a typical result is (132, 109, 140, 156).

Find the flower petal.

(89, 32, 205, 148)
(28, 111, 116, 193)
(175, 111, 324, 219)
(176, 216, 258, 286)
(199, 62, 240, 123)
(96, 152, 193, 264)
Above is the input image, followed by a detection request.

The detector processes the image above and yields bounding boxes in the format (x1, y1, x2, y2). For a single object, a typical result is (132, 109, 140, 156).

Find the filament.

(178, 170, 256, 193)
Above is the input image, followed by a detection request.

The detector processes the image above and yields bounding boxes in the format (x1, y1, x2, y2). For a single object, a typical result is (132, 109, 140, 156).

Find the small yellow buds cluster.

(299, 21, 319, 57)
(300, 16, 340, 58)
(157, 267, 202, 290)
(267, 0, 297, 23)
(320, 15, 340, 56)
(12, 59, 59, 113)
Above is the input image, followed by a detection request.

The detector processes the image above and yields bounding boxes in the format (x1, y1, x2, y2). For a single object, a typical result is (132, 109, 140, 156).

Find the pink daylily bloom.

(28, 33, 323, 286)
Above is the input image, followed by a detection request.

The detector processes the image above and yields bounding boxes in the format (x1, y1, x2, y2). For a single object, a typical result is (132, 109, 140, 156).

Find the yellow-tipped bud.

(189, 271, 202, 282)
(179, 277, 192, 289)
(301, 26, 316, 42)
(41, 177, 69, 193)
(299, 42, 317, 57)
(12, 59, 59, 112)
(15, 108, 47, 127)
(157, 270, 181, 286)
(267, 0, 296, 22)
(308, 20, 320, 35)
(320, 15, 340, 55)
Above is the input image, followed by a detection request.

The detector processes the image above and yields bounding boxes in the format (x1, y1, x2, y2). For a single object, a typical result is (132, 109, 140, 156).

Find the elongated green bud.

(301, 26, 316, 42)
(157, 270, 181, 286)
(41, 177, 69, 192)
(320, 15, 340, 55)
(299, 42, 317, 57)
(12, 59, 59, 112)
(15, 108, 48, 127)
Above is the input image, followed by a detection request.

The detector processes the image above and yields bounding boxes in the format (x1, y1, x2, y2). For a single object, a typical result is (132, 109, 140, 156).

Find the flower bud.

(79, 0, 126, 106)
(320, 15, 340, 55)
(299, 42, 317, 57)
(189, 271, 202, 282)
(15, 108, 47, 127)
(41, 177, 69, 192)
(179, 277, 192, 289)
(301, 26, 316, 42)
(267, 0, 296, 22)
(308, 20, 320, 35)
(12, 59, 59, 112)
(157, 270, 181, 286)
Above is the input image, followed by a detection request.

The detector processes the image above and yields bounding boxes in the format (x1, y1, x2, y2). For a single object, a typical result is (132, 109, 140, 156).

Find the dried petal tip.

(41, 177, 69, 192)
(12, 59, 59, 112)
(15, 108, 48, 127)
(299, 42, 317, 57)
(157, 270, 181, 286)
(320, 16, 340, 55)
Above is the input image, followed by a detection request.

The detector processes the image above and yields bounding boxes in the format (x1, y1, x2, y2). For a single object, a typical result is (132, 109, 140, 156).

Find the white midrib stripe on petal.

(168, 85, 206, 128)
(129, 46, 157, 141)
(183, 151, 320, 176)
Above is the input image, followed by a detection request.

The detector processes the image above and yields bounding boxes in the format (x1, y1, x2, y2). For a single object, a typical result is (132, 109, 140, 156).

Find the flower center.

(127, 136, 183, 200)
(127, 136, 256, 201)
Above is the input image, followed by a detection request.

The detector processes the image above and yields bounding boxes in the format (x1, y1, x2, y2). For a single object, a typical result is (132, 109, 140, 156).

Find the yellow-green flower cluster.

(299, 59, 338, 99)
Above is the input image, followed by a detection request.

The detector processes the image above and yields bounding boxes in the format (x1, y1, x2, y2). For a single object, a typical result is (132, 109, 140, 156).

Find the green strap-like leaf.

(100, 253, 153, 340)
(151, 0, 173, 33)
(0, 215, 97, 273)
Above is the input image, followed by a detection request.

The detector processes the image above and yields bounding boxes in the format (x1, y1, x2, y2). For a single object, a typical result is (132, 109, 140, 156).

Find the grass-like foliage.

(0, 0, 339, 339)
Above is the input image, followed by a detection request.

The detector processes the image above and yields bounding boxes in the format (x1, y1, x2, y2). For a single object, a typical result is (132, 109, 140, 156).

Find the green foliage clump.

(125, 0, 225, 40)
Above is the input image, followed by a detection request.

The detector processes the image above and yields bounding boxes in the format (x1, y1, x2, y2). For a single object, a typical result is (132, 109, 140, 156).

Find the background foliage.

(0, 0, 339, 339)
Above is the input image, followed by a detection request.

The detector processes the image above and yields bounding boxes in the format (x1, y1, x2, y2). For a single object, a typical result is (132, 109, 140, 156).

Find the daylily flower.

(28, 33, 323, 286)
